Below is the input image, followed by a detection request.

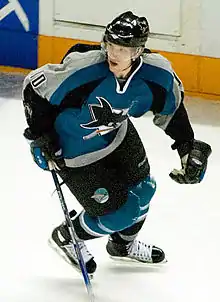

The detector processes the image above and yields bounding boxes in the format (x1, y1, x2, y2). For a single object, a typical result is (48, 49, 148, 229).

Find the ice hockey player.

(22, 11, 212, 275)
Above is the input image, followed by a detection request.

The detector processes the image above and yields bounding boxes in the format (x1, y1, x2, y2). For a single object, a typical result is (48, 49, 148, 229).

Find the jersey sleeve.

(22, 83, 59, 138)
(22, 45, 106, 138)
(142, 53, 194, 148)
(22, 56, 79, 137)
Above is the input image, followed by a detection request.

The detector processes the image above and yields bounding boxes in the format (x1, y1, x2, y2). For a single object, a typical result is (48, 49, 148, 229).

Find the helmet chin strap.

(119, 57, 139, 77)
(106, 55, 132, 75)
(112, 62, 132, 79)
(121, 61, 133, 72)
(106, 49, 142, 78)
(118, 48, 143, 73)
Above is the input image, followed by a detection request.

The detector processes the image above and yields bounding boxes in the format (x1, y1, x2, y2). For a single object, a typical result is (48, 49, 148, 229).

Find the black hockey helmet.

(103, 11, 149, 47)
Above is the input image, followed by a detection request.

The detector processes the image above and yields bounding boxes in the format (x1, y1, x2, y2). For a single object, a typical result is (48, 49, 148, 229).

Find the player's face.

(104, 42, 141, 78)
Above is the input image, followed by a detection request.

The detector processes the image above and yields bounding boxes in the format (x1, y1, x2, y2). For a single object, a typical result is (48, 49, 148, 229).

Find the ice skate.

(106, 237, 166, 264)
(48, 223, 97, 275)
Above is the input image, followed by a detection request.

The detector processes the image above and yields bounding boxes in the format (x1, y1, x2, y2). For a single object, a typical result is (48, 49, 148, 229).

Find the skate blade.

(109, 255, 168, 266)
(48, 237, 94, 279)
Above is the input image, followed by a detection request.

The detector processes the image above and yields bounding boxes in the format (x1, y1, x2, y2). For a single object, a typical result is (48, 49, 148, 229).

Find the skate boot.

(48, 223, 97, 275)
(106, 237, 166, 264)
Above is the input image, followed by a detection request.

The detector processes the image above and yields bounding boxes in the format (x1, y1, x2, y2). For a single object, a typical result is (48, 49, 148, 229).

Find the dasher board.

(54, 0, 181, 37)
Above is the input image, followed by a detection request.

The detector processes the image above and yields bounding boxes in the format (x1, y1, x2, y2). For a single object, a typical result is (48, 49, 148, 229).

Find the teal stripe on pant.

(79, 175, 156, 236)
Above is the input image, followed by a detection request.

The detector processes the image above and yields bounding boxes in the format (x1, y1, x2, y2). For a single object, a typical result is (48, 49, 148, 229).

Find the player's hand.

(30, 140, 62, 170)
(169, 140, 212, 184)
(24, 128, 64, 170)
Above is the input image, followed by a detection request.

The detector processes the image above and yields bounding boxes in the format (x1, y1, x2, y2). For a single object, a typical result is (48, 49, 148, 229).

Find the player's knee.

(134, 175, 156, 216)
(99, 175, 156, 232)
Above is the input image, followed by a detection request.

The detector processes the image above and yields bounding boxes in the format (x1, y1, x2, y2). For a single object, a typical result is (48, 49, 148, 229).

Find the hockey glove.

(169, 140, 212, 184)
(30, 140, 62, 170)
(24, 128, 64, 170)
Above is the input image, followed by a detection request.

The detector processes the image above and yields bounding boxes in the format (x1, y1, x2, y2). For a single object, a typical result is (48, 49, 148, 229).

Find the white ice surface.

(0, 97, 219, 302)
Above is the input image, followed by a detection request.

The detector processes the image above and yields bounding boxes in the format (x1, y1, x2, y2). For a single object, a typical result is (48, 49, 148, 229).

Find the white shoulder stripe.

(142, 52, 173, 74)
(23, 50, 106, 101)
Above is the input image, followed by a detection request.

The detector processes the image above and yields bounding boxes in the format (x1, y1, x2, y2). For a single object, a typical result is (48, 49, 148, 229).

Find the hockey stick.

(48, 161, 95, 302)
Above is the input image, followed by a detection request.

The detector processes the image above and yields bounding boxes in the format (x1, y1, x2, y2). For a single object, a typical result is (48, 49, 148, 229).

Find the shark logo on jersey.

(81, 96, 129, 140)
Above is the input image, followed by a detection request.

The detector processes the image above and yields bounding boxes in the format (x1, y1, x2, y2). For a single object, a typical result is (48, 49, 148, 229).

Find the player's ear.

(132, 47, 144, 61)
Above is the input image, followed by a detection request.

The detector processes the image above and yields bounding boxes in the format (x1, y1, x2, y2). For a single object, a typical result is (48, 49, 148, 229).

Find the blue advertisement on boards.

(0, 0, 39, 69)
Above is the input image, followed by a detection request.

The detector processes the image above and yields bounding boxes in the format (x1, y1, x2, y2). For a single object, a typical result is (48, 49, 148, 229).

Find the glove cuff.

(172, 140, 194, 158)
